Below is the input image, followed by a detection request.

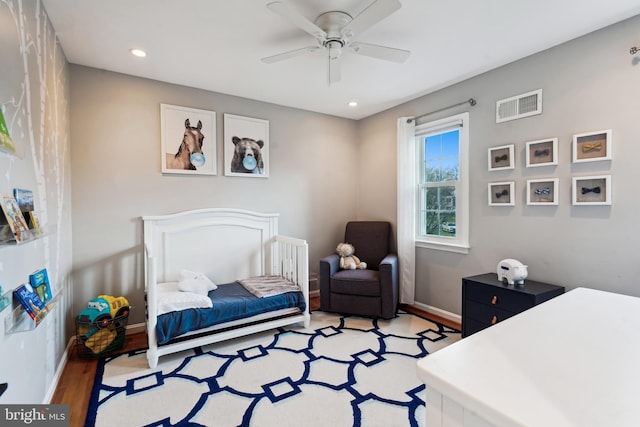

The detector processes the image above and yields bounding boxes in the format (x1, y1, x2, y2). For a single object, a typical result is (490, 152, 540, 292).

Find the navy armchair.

(319, 221, 399, 319)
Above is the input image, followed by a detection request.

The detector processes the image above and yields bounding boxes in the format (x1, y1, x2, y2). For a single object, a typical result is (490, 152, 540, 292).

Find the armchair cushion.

(330, 269, 380, 297)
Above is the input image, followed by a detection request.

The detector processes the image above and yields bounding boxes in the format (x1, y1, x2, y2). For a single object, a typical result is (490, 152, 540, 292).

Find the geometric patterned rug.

(85, 311, 460, 427)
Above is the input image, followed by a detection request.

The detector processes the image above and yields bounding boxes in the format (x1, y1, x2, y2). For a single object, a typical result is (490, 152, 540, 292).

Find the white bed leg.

(147, 350, 159, 369)
(303, 312, 311, 328)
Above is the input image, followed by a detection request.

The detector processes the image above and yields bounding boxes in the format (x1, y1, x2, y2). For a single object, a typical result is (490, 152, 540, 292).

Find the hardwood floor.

(51, 296, 460, 427)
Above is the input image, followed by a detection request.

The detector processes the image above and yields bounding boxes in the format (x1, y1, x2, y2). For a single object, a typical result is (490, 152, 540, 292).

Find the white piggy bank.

(496, 259, 528, 285)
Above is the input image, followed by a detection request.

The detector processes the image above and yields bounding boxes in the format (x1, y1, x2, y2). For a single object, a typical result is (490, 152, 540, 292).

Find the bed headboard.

(142, 208, 279, 285)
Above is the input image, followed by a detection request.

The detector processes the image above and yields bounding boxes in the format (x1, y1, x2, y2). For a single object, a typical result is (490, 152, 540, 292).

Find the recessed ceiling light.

(130, 48, 147, 58)
(348, 101, 358, 107)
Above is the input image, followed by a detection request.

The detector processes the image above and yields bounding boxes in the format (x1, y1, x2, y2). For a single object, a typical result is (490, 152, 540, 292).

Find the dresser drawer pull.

(491, 296, 498, 305)
(491, 315, 498, 325)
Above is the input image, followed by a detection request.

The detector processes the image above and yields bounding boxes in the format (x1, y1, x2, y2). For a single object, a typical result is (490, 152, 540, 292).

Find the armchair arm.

(319, 254, 340, 311)
(379, 253, 399, 319)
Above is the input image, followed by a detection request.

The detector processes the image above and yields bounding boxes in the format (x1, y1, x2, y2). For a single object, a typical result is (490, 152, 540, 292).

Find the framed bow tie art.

(488, 181, 515, 206)
(488, 144, 515, 171)
(572, 175, 611, 205)
(572, 129, 612, 163)
(525, 138, 558, 168)
(527, 178, 559, 205)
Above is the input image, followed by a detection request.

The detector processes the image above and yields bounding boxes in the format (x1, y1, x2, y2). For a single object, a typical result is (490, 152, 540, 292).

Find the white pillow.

(156, 282, 212, 315)
(178, 269, 217, 295)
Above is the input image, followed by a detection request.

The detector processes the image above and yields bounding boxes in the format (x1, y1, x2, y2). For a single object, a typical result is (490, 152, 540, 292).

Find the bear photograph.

(161, 104, 217, 175)
(224, 114, 269, 178)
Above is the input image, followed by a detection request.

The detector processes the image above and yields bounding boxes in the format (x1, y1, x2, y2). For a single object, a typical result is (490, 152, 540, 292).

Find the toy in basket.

(76, 295, 130, 357)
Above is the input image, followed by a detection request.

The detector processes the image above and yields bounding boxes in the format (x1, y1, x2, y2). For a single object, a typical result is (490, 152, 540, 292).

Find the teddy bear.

(336, 242, 367, 270)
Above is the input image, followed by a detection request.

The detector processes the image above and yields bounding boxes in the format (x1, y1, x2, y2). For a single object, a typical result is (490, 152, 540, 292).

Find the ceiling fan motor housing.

(315, 11, 351, 59)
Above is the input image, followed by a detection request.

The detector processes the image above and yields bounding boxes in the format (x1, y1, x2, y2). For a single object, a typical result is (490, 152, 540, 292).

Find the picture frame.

(572, 129, 612, 163)
(488, 181, 515, 206)
(526, 178, 559, 205)
(488, 144, 515, 171)
(224, 114, 269, 178)
(572, 175, 611, 205)
(525, 138, 558, 167)
(161, 104, 217, 175)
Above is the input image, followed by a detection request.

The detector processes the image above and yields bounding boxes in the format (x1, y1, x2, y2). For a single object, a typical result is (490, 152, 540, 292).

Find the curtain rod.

(407, 98, 476, 123)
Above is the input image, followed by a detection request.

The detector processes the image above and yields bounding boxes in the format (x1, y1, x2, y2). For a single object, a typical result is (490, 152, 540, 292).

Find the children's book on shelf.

(29, 268, 52, 304)
(12, 188, 41, 233)
(13, 283, 46, 320)
(28, 211, 41, 234)
(0, 108, 16, 155)
(0, 194, 32, 243)
(13, 188, 34, 212)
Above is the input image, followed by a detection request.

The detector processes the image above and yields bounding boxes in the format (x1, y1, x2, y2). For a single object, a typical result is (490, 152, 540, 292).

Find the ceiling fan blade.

(349, 42, 410, 63)
(340, 0, 401, 38)
(328, 55, 342, 85)
(267, 1, 327, 40)
(261, 46, 320, 64)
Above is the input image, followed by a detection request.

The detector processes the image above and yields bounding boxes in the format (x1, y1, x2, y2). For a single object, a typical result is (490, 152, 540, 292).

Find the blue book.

(29, 268, 52, 304)
(14, 283, 46, 320)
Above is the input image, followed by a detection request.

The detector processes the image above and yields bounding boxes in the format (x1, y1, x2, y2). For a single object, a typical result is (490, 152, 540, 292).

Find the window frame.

(414, 112, 470, 254)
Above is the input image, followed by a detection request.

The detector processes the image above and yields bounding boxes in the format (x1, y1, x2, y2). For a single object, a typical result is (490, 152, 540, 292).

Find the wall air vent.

(496, 89, 542, 123)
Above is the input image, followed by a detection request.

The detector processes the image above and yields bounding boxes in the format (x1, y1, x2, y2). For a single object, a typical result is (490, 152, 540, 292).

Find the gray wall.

(0, 0, 72, 404)
(69, 65, 359, 325)
(358, 14, 640, 315)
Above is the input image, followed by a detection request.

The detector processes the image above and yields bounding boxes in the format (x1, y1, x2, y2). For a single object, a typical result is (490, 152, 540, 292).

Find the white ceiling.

(42, 0, 640, 120)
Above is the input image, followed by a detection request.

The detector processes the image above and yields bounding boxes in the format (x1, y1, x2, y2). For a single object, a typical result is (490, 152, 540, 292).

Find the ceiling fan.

(261, 0, 410, 84)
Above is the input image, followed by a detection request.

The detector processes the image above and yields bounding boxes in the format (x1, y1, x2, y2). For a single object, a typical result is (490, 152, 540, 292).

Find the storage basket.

(75, 308, 129, 358)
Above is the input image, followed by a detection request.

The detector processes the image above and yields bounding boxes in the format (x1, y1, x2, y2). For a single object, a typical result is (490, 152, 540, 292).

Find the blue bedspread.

(156, 281, 306, 345)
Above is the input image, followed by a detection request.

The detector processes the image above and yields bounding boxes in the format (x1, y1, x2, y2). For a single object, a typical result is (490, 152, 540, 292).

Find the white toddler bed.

(143, 208, 310, 368)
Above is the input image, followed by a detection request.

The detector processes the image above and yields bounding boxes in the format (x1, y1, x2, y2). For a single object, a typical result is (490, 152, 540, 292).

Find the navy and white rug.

(86, 311, 460, 427)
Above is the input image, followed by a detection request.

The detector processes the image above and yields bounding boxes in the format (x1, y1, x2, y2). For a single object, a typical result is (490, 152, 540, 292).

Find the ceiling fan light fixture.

(326, 40, 344, 60)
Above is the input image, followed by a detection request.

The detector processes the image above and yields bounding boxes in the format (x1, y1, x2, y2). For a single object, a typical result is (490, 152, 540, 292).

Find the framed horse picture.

(223, 114, 269, 178)
(161, 104, 217, 175)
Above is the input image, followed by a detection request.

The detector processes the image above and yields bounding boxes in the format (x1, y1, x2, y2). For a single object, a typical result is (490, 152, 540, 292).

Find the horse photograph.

(161, 104, 216, 175)
(223, 114, 269, 178)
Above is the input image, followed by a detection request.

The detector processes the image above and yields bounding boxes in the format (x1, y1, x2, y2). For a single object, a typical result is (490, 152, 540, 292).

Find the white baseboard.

(126, 321, 146, 335)
(410, 301, 461, 324)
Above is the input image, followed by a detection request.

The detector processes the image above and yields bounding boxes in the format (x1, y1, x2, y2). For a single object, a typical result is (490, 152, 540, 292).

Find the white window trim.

(414, 112, 470, 254)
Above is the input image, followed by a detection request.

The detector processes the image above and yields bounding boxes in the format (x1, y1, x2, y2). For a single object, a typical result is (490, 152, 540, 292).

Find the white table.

(417, 288, 640, 427)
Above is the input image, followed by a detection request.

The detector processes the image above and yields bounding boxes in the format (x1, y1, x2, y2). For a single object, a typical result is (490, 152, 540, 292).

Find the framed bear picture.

(224, 114, 269, 178)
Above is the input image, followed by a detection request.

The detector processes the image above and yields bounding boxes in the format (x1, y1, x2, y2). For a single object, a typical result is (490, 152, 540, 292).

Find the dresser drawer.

(464, 282, 534, 313)
(464, 299, 518, 325)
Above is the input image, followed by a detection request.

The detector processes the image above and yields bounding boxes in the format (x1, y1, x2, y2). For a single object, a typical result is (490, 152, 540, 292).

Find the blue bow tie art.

(534, 187, 551, 196)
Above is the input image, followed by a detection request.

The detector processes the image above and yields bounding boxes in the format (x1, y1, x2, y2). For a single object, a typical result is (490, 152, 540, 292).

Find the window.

(415, 113, 469, 253)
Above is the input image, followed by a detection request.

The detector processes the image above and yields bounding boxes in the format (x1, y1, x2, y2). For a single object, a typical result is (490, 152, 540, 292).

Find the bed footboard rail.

(272, 235, 309, 316)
